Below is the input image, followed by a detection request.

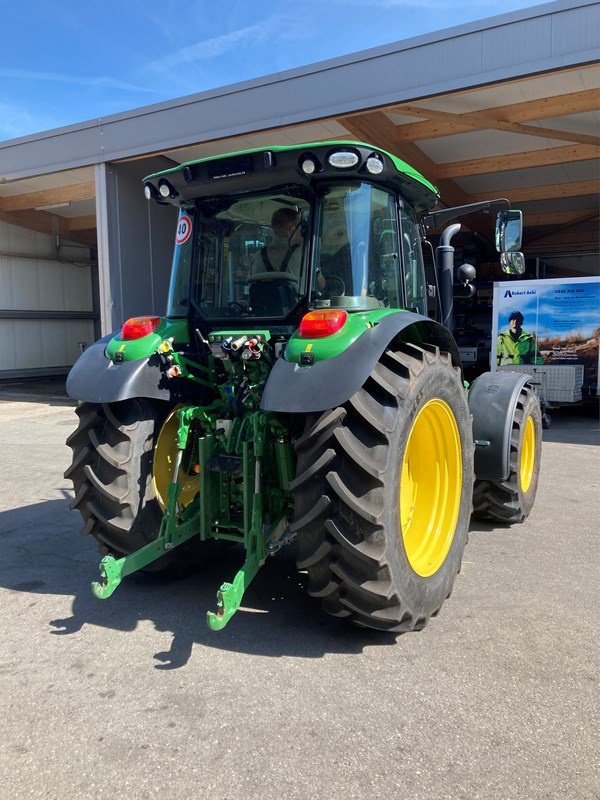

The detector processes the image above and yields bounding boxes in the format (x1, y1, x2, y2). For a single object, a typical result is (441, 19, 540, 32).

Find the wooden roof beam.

(525, 209, 600, 227)
(523, 231, 600, 247)
(526, 211, 599, 243)
(339, 112, 495, 239)
(436, 143, 600, 179)
(393, 87, 599, 127)
(64, 214, 97, 232)
(0, 181, 95, 212)
(472, 179, 600, 203)
(0, 206, 95, 247)
(394, 89, 600, 145)
(0, 206, 66, 237)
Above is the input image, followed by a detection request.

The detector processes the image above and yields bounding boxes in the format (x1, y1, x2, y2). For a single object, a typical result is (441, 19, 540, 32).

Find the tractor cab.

(144, 142, 440, 335)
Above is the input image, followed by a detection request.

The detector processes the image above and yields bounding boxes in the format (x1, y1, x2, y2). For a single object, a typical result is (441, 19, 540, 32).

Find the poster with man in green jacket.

(497, 311, 543, 366)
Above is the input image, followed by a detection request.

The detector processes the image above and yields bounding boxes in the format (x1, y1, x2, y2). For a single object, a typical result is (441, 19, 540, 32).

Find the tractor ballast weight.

(64, 140, 542, 633)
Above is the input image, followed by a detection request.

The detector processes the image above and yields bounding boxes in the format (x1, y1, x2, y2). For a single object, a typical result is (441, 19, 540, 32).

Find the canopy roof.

(144, 141, 440, 211)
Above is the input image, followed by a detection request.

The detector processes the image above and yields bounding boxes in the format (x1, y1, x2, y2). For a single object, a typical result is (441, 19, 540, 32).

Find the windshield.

(169, 192, 310, 320)
(313, 183, 401, 310)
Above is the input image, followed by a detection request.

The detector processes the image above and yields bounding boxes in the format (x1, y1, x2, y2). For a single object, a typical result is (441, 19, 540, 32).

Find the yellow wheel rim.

(152, 405, 198, 511)
(519, 415, 536, 493)
(400, 399, 463, 578)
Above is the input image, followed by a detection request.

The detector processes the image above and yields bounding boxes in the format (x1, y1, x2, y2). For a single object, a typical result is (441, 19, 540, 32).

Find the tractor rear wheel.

(472, 384, 542, 523)
(291, 342, 473, 632)
(65, 398, 173, 566)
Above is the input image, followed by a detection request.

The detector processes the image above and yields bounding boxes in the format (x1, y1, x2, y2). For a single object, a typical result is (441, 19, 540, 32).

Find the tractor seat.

(249, 278, 298, 316)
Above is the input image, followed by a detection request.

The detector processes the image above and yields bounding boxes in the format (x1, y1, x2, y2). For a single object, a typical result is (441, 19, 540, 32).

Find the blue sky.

(1, 0, 548, 141)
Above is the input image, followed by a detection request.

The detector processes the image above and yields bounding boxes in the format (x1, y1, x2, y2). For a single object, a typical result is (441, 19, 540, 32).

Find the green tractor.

(65, 141, 542, 632)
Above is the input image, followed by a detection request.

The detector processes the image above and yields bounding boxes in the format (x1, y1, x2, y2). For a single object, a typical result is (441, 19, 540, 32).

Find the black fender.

(468, 370, 532, 482)
(261, 311, 461, 413)
(66, 334, 176, 404)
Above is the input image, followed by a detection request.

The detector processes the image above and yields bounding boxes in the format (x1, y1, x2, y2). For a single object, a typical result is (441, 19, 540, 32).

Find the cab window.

(400, 206, 427, 315)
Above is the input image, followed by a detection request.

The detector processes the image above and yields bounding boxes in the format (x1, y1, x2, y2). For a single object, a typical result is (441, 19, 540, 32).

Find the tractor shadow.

(0, 497, 398, 669)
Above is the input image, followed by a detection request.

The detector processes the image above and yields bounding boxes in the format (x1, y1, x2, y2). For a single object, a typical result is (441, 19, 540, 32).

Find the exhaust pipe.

(436, 223, 461, 332)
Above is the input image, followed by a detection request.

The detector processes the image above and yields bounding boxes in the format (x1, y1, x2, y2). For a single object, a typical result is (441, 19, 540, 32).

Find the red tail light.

(121, 316, 161, 340)
(299, 309, 348, 338)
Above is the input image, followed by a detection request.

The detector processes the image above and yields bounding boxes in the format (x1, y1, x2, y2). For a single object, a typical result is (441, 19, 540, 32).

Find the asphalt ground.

(0, 381, 598, 800)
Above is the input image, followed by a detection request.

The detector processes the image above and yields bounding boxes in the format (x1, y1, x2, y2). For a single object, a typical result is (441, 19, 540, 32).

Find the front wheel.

(291, 342, 474, 632)
(472, 385, 542, 522)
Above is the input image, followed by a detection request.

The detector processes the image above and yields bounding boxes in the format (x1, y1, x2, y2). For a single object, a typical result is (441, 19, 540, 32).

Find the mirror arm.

(421, 199, 510, 231)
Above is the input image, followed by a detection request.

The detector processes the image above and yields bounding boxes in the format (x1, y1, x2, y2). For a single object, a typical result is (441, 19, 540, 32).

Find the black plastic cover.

(66, 335, 175, 404)
(469, 370, 531, 481)
(261, 312, 461, 413)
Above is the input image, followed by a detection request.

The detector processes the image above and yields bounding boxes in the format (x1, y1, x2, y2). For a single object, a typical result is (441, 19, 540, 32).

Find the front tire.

(291, 342, 474, 632)
(472, 384, 542, 523)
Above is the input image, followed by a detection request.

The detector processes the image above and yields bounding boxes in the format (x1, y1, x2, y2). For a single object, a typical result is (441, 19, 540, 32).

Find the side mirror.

(496, 210, 523, 252)
(500, 251, 526, 275)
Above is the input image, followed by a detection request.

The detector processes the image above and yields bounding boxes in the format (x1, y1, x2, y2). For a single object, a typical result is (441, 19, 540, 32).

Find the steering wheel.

(323, 274, 346, 297)
(227, 301, 244, 314)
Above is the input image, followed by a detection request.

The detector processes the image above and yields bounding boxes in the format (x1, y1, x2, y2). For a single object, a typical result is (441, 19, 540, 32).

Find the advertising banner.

(492, 276, 600, 395)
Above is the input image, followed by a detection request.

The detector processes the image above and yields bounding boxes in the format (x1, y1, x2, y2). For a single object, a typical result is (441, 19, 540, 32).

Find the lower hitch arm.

(206, 555, 261, 631)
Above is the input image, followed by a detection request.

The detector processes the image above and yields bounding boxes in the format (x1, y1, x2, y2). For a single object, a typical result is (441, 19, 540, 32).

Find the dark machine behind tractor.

(65, 141, 542, 632)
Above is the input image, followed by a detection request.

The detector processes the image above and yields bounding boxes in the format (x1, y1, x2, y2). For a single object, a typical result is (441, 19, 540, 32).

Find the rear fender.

(469, 370, 532, 482)
(261, 311, 461, 413)
(66, 335, 175, 404)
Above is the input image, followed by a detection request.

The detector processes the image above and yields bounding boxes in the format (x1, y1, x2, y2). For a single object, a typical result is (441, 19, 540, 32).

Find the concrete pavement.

(0, 387, 598, 800)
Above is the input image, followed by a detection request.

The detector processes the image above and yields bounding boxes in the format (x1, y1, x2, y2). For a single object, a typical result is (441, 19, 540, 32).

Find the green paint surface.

(285, 308, 401, 365)
(144, 140, 438, 198)
(105, 318, 189, 362)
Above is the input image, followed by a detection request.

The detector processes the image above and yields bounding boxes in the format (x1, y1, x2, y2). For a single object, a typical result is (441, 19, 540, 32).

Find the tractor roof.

(144, 140, 439, 211)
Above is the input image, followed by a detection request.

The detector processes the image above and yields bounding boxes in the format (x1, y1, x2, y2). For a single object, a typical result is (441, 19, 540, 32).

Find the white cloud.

(150, 15, 307, 73)
(0, 67, 154, 94)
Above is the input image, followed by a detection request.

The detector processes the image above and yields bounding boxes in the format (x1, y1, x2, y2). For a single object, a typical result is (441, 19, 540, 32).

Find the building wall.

(96, 158, 178, 334)
(0, 220, 95, 377)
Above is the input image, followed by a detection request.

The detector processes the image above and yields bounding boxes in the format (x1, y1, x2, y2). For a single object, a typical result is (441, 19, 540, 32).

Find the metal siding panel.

(0, 321, 17, 370)
(114, 163, 153, 322)
(2, 318, 95, 369)
(10, 259, 40, 309)
(418, 33, 484, 86)
(0, 257, 14, 308)
(482, 17, 552, 72)
(552, 4, 600, 56)
(12, 319, 43, 368)
(66, 320, 95, 362)
(0, 220, 55, 258)
(37, 259, 64, 310)
(148, 195, 178, 318)
(63, 263, 93, 312)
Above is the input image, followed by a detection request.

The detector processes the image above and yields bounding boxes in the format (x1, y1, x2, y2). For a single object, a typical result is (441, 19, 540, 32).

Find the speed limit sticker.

(175, 214, 192, 245)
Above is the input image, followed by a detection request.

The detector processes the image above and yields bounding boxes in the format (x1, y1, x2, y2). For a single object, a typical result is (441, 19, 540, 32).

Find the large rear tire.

(65, 398, 171, 564)
(291, 343, 474, 632)
(472, 384, 542, 523)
